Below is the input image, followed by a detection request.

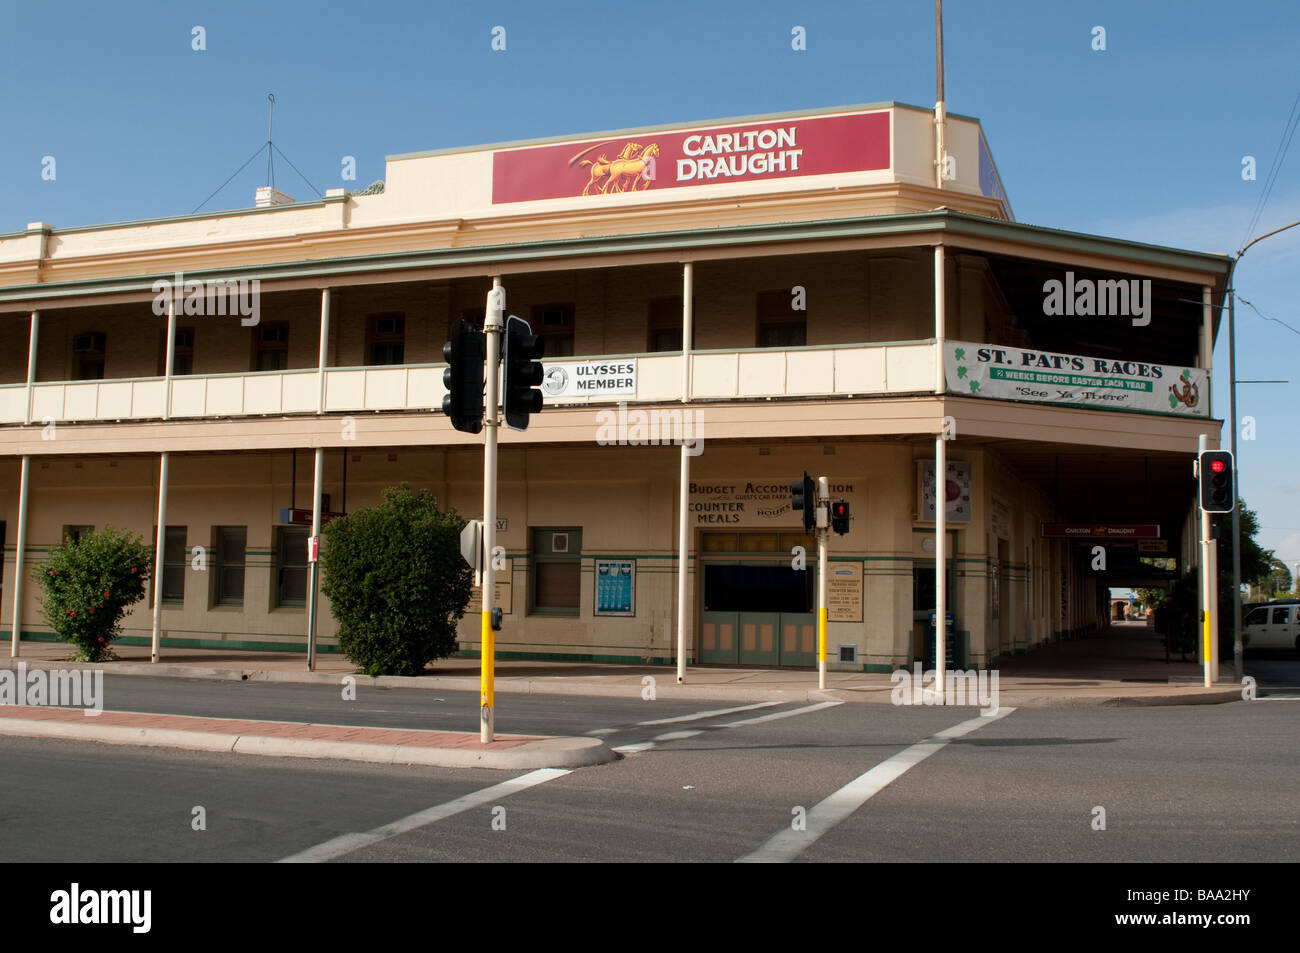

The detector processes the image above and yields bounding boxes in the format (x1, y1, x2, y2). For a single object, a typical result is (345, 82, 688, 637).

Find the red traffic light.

(1209, 460, 1225, 473)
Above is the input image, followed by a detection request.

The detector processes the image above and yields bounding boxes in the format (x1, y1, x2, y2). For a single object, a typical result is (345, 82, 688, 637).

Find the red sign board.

(1040, 524, 1162, 539)
(492, 111, 890, 204)
(280, 508, 343, 526)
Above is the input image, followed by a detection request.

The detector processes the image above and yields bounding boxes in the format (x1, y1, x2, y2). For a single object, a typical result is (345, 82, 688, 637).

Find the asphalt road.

(0, 675, 1296, 863)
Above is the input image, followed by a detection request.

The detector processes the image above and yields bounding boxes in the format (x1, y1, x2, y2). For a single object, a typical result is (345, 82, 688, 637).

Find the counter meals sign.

(492, 111, 889, 204)
(945, 341, 1208, 417)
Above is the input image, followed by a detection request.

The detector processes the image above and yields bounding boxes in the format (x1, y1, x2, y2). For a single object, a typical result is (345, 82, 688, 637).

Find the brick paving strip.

(0, 705, 536, 750)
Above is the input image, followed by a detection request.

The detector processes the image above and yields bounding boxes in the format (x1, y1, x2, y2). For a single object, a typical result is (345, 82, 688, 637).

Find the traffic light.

(503, 315, 545, 431)
(791, 471, 815, 532)
(831, 499, 851, 535)
(1198, 450, 1235, 513)
(442, 318, 485, 434)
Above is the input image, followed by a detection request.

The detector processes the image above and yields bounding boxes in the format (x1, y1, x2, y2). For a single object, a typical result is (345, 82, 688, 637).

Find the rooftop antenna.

(265, 93, 276, 188)
(192, 93, 322, 213)
(934, 0, 947, 189)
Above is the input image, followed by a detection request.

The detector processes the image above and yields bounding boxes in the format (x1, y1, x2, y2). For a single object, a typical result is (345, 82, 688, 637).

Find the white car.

(1243, 603, 1300, 650)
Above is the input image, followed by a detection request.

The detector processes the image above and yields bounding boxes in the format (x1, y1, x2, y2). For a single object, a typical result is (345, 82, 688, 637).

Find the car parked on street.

(1243, 602, 1300, 651)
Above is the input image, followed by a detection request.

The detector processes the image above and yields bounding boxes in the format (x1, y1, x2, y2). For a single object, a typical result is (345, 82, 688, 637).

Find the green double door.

(699, 560, 818, 667)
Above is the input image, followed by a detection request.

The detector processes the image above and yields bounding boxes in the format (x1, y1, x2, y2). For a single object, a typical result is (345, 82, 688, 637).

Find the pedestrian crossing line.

(612, 701, 840, 755)
(637, 701, 782, 727)
(720, 700, 842, 727)
(276, 768, 570, 863)
(735, 707, 1018, 863)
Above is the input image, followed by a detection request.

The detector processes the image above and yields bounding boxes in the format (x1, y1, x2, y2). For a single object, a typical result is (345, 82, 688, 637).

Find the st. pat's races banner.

(945, 341, 1208, 417)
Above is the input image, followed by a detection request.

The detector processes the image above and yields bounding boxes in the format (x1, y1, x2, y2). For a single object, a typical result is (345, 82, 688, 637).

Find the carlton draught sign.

(492, 111, 889, 204)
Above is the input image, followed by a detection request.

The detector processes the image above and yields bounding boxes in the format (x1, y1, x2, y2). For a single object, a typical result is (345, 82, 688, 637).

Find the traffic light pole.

(817, 477, 829, 691)
(481, 279, 503, 743)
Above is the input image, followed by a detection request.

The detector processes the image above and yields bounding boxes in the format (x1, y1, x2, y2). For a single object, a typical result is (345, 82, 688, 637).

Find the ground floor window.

(62, 525, 93, 545)
(213, 527, 246, 606)
(151, 525, 187, 605)
(276, 526, 309, 607)
(530, 527, 581, 615)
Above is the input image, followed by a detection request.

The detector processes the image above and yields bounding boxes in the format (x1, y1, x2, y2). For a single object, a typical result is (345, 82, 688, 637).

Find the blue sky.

(2, 0, 1297, 572)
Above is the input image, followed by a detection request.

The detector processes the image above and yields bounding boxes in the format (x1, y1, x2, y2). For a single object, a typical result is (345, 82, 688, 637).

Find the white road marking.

(637, 701, 781, 727)
(612, 741, 656, 754)
(613, 701, 838, 754)
(736, 707, 1017, 863)
(585, 728, 618, 736)
(276, 768, 570, 863)
(720, 700, 842, 727)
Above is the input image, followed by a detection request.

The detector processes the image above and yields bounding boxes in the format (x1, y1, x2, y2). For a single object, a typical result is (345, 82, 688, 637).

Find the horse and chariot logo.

(568, 141, 661, 195)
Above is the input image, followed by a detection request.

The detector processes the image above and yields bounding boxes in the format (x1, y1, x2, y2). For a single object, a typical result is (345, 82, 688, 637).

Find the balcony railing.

(0, 341, 936, 424)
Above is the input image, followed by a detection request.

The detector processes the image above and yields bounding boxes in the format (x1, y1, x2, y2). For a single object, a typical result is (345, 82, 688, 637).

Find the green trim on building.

(0, 209, 1230, 307)
(8, 630, 341, 654)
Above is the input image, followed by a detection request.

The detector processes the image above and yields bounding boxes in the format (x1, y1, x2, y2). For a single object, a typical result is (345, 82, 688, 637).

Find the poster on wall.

(594, 559, 635, 616)
(944, 341, 1208, 417)
(920, 460, 972, 523)
(827, 563, 864, 623)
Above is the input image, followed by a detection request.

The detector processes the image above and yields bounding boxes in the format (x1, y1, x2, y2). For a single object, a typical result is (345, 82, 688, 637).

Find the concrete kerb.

(0, 711, 616, 770)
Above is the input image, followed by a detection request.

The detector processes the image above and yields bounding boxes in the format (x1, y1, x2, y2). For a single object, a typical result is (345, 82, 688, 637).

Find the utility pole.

(1227, 219, 1300, 682)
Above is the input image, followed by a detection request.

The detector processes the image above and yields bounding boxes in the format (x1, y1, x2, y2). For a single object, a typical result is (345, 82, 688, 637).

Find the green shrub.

(34, 526, 153, 662)
(320, 484, 473, 677)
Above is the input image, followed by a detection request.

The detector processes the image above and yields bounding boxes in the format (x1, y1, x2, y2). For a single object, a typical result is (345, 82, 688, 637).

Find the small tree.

(320, 484, 473, 677)
(35, 526, 153, 662)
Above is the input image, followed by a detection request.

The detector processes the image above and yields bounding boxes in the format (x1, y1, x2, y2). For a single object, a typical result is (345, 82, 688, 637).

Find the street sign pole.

(481, 279, 504, 743)
(817, 476, 829, 691)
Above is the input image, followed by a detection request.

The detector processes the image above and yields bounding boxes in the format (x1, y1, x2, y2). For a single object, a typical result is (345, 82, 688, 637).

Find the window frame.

(366, 312, 406, 366)
(755, 289, 807, 348)
(530, 303, 576, 358)
(150, 525, 188, 606)
(529, 527, 582, 617)
(212, 526, 247, 607)
(274, 525, 310, 609)
(254, 323, 290, 372)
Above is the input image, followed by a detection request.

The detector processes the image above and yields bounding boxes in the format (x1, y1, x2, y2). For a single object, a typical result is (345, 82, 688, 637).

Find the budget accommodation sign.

(492, 111, 889, 203)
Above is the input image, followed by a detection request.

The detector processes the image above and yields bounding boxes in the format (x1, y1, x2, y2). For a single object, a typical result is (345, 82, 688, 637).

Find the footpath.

(0, 622, 1243, 769)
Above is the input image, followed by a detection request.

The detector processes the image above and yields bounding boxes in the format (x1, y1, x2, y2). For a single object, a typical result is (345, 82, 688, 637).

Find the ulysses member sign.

(541, 360, 637, 400)
(945, 341, 1207, 417)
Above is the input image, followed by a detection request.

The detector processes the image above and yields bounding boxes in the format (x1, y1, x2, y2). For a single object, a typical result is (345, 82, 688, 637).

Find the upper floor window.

(756, 290, 806, 348)
(256, 323, 289, 371)
(531, 303, 575, 358)
(647, 297, 697, 352)
(163, 327, 194, 376)
(72, 332, 106, 380)
(367, 312, 405, 366)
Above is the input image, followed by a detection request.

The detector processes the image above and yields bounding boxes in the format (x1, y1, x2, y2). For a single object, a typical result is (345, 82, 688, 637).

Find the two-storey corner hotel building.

(0, 103, 1229, 671)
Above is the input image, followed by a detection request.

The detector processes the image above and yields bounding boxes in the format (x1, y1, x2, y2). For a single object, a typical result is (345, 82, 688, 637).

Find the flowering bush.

(35, 526, 153, 662)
